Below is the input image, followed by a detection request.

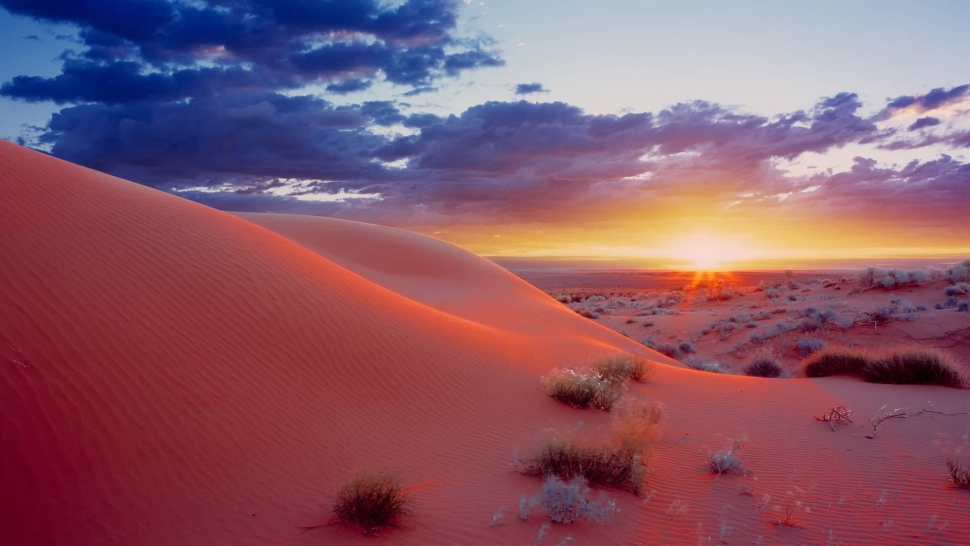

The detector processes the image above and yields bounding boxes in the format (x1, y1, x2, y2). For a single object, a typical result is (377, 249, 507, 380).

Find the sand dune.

(2, 139, 969, 545)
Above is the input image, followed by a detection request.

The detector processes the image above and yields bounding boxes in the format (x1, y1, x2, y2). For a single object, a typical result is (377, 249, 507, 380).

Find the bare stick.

(866, 405, 907, 439)
(814, 405, 852, 432)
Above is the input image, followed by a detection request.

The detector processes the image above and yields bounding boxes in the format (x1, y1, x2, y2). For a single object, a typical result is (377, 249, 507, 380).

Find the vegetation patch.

(519, 476, 618, 524)
(801, 346, 968, 388)
(543, 369, 623, 410)
(743, 358, 783, 378)
(592, 353, 654, 382)
(683, 355, 728, 374)
(332, 474, 412, 533)
(519, 401, 662, 495)
(801, 347, 871, 378)
(864, 348, 968, 388)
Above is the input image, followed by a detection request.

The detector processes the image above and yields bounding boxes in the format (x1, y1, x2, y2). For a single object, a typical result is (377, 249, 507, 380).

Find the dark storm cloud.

(36, 93, 397, 186)
(0, 0, 504, 103)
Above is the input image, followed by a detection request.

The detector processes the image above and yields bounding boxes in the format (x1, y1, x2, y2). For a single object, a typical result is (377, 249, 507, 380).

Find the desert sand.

(2, 138, 969, 545)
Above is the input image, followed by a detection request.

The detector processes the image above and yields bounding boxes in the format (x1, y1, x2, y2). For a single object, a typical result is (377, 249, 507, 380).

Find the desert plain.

(2, 139, 970, 545)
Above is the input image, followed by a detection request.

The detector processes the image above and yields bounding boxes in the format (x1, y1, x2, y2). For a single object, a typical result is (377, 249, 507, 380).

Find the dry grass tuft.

(332, 474, 412, 533)
(543, 369, 623, 410)
(865, 348, 968, 388)
(801, 346, 968, 388)
(519, 400, 662, 495)
(801, 346, 871, 377)
(945, 453, 970, 489)
(593, 354, 654, 382)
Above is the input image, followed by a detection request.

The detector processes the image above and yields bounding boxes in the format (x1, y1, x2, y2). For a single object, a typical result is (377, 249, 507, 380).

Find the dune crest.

(3, 140, 969, 545)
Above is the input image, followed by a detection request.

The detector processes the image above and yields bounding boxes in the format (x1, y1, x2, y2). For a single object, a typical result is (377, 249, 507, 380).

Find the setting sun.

(665, 234, 757, 270)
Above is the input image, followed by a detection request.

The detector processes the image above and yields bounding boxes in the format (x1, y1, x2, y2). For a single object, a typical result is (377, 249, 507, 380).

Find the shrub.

(945, 452, 970, 489)
(787, 294, 798, 301)
(944, 284, 969, 296)
(802, 346, 968, 388)
(709, 440, 745, 474)
(543, 369, 624, 410)
(750, 322, 794, 343)
(333, 474, 412, 533)
(865, 348, 968, 388)
(794, 307, 838, 332)
(652, 342, 680, 358)
(744, 358, 783, 378)
(959, 301, 970, 313)
(684, 356, 727, 374)
(796, 337, 826, 356)
(677, 341, 697, 354)
(521, 436, 634, 489)
(576, 309, 599, 319)
(519, 402, 660, 495)
(593, 354, 654, 382)
(947, 261, 970, 282)
(530, 476, 618, 524)
(801, 347, 870, 377)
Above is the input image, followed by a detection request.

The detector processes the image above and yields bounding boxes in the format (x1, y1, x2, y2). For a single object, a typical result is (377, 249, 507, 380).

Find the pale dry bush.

(520, 399, 662, 495)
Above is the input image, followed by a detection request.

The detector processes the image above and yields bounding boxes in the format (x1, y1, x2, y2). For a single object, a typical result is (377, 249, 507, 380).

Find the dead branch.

(913, 408, 970, 417)
(866, 405, 907, 439)
(814, 405, 853, 432)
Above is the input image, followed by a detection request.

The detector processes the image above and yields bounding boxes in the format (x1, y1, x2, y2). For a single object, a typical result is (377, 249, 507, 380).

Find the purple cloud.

(875, 84, 970, 120)
(907, 116, 942, 131)
(514, 83, 548, 95)
(0, 0, 504, 103)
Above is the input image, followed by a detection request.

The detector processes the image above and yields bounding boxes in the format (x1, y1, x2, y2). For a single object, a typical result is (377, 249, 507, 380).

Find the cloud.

(907, 116, 941, 131)
(514, 82, 547, 95)
(876, 84, 970, 120)
(22, 34, 40, 40)
(36, 93, 397, 187)
(0, 0, 504, 103)
(326, 78, 374, 95)
(11, 76, 970, 241)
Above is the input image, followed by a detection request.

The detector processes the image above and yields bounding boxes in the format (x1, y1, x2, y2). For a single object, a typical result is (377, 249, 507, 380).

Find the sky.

(1, 0, 969, 269)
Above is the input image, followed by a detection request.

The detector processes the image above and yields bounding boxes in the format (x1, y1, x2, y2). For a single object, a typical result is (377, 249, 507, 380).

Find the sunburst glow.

(665, 234, 757, 271)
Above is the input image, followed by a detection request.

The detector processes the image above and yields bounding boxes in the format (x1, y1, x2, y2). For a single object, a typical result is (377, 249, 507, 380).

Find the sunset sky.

(2, 0, 969, 268)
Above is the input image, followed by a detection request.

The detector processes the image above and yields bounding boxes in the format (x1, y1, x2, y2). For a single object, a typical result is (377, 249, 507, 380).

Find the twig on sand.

(913, 408, 970, 417)
(866, 405, 907, 439)
(814, 405, 853, 432)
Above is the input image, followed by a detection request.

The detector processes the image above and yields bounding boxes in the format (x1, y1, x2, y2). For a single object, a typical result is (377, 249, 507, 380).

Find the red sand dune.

(2, 139, 969, 545)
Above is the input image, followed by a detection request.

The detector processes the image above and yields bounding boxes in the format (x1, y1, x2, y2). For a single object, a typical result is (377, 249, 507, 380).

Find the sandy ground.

(2, 139, 970, 545)
(520, 269, 970, 376)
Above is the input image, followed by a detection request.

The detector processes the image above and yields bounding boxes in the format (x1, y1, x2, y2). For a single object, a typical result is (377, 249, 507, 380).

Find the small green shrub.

(333, 474, 412, 533)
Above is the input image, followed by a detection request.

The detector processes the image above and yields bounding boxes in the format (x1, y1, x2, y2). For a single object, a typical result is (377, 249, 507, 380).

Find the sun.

(666, 233, 751, 271)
